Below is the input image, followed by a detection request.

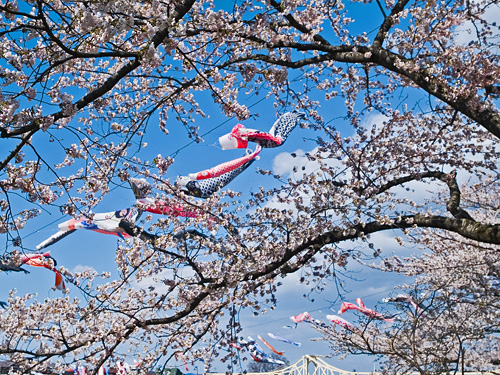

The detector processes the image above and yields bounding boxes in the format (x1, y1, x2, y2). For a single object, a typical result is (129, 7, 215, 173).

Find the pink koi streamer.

(219, 125, 282, 149)
(290, 311, 313, 323)
(188, 145, 261, 180)
(136, 197, 202, 218)
(326, 314, 357, 331)
(339, 298, 394, 322)
(219, 111, 305, 149)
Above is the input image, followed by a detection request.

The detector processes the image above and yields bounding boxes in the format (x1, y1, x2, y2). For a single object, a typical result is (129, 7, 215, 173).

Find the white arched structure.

(209, 354, 376, 375)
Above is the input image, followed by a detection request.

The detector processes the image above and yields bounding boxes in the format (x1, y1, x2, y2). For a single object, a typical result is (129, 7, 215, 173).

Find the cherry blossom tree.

(1, 0, 500, 374)
(312, 219, 500, 374)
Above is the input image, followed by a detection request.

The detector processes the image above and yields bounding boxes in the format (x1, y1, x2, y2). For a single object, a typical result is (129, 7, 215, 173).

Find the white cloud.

(454, 3, 500, 49)
(361, 112, 389, 131)
(272, 148, 321, 179)
(130, 267, 189, 296)
(71, 264, 97, 274)
(390, 179, 438, 206)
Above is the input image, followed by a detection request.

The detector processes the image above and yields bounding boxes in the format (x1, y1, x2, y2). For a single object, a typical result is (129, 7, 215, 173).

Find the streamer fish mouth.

(176, 176, 202, 197)
(175, 175, 191, 190)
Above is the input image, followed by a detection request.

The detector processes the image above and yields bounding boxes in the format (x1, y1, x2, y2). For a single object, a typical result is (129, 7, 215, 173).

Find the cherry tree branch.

(373, 170, 474, 220)
(235, 1, 500, 139)
(1, 0, 197, 140)
(0, 128, 38, 171)
(373, 0, 411, 48)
